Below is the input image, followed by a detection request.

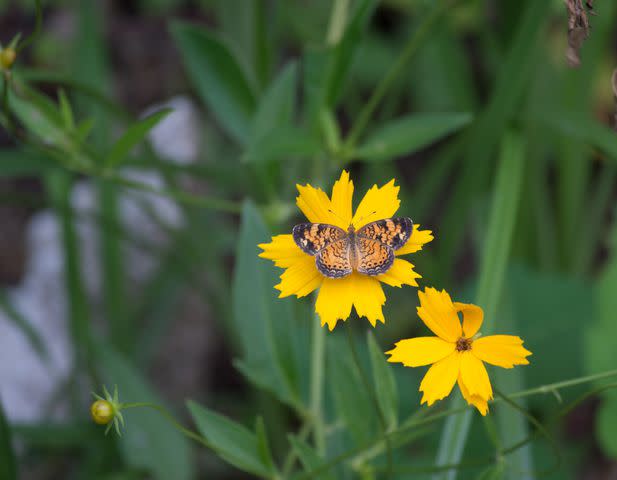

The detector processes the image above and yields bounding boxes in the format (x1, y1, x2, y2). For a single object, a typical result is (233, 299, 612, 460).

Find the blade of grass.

(45, 171, 95, 381)
(556, 2, 617, 272)
(575, 164, 617, 275)
(344, 0, 456, 149)
(434, 132, 526, 479)
(0, 290, 48, 360)
(0, 399, 17, 480)
(98, 180, 131, 353)
(436, 0, 551, 279)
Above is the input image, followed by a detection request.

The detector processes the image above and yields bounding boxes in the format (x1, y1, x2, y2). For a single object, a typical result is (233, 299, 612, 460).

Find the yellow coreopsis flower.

(259, 171, 433, 330)
(387, 287, 532, 415)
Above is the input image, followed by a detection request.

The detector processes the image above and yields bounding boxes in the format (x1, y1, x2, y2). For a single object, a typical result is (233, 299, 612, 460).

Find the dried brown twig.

(565, 0, 596, 67)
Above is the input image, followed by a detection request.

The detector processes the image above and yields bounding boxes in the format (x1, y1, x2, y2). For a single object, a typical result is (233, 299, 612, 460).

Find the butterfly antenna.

(355, 210, 378, 225)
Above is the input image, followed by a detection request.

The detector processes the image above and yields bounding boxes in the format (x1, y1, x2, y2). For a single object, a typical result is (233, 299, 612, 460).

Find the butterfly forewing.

(316, 238, 353, 278)
(292, 223, 347, 255)
(292, 217, 412, 278)
(357, 217, 413, 251)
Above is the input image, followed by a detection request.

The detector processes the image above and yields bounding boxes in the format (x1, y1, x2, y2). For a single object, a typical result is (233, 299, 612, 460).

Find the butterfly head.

(327, 209, 378, 232)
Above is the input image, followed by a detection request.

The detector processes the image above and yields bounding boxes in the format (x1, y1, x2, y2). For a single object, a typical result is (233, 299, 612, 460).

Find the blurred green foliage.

(1, 0, 617, 479)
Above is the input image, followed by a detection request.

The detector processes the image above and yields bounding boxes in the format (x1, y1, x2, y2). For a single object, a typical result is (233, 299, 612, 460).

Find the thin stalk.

(345, 324, 392, 479)
(326, 0, 350, 46)
(294, 367, 617, 479)
(344, 0, 456, 148)
(122, 402, 214, 450)
(16, 0, 42, 53)
(281, 420, 313, 476)
(508, 368, 617, 399)
(309, 313, 326, 455)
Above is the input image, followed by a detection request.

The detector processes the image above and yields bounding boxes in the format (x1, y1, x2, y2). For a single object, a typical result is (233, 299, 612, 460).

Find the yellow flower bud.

(0, 48, 16, 70)
(91, 399, 115, 425)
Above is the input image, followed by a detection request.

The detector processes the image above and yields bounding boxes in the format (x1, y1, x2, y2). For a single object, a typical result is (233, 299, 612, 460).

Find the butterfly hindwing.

(316, 238, 353, 278)
(357, 217, 413, 251)
(356, 237, 395, 276)
(292, 223, 347, 255)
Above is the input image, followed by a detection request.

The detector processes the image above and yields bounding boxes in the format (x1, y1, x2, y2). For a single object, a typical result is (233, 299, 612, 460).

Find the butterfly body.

(292, 217, 413, 278)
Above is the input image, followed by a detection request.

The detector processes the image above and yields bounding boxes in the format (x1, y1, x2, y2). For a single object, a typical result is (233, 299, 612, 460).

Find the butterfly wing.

(355, 237, 394, 276)
(316, 238, 353, 278)
(357, 217, 413, 251)
(292, 223, 347, 255)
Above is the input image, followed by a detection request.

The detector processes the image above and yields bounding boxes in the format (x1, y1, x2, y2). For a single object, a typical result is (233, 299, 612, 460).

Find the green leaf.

(323, 0, 378, 107)
(0, 149, 53, 177)
(302, 0, 376, 128)
(255, 417, 275, 472)
(105, 109, 171, 168)
(288, 435, 336, 480)
(329, 337, 376, 445)
(231, 201, 305, 409)
(187, 401, 275, 478)
(0, 400, 17, 480)
(366, 331, 397, 429)
(57, 89, 75, 130)
(506, 265, 588, 392)
(170, 21, 256, 145)
(96, 344, 193, 480)
(597, 397, 617, 458)
(10, 89, 69, 148)
(251, 62, 297, 141)
(544, 112, 617, 162)
(242, 126, 321, 164)
(354, 112, 472, 162)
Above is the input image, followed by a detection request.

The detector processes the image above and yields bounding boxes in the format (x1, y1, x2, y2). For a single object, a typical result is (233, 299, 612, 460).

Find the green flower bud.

(90, 399, 114, 425)
(0, 48, 16, 70)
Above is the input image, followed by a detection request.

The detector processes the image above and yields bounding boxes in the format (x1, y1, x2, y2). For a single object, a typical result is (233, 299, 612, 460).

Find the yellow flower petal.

(472, 335, 532, 368)
(350, 274, 386, 327)
(387, 337, 455, 367)
(352, 179, 400, 228)
(417, 287, 462, 342)
(459, 352, 493, 400)
(454, 302, 484, 338)
(296, 183, 343, 228)
(377, 258, 421, 287)
(275, 255, 323, 298)
(396, 224, 434, 256)
(315, 276, 355, 330)
(419, 352, 461, 406)
(329, 170, 354, 227)
(458, 375, 489, 416)
(259, 234, 307, 268)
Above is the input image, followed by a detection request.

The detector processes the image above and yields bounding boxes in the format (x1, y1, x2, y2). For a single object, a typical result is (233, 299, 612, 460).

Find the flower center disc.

(456, 337, 472, 352)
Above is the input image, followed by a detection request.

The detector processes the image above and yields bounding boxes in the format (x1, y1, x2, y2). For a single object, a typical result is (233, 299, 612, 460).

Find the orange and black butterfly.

(292, 217, 413, 278)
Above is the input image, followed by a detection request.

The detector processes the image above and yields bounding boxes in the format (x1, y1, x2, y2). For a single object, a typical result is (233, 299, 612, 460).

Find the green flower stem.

(326, 0, 350, 46)
(309, 312, 326, 455)
(16, 0, 42, 53)
(294, 367, 617, 479)
(345, 323, 392, 479)
(344, 0, 457, 150)
(121, 402, 215, 451)
(508, 367, 617, 400)
(281, 420, 313, 476)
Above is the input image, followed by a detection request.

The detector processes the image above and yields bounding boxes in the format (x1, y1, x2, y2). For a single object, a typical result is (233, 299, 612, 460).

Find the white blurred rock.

(0, 97, 201, 422)
(143, 96, 201, 165)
